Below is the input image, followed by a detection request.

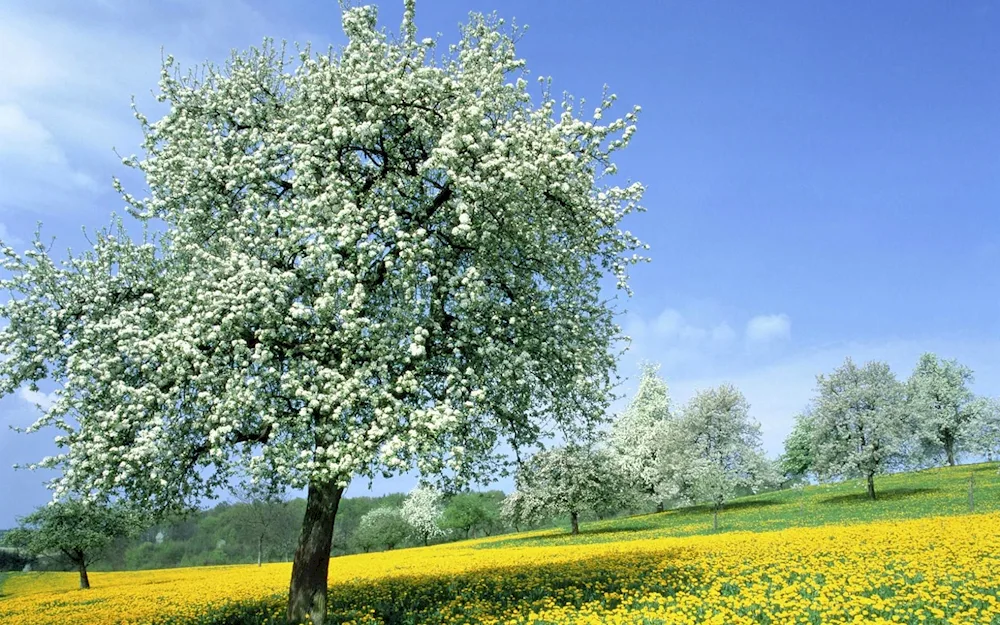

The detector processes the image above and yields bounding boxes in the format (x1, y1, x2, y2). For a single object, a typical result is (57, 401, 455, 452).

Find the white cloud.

(0, 104, 63, 164)
(0, 104, 98, 192)
(624, 308, 740, 375)
(0, 103, 99, 199)
(0, 222, 23, 246)
(745, 313, 791, 345)
(18, 388, 58, 412)
(0, 1, 279, 214)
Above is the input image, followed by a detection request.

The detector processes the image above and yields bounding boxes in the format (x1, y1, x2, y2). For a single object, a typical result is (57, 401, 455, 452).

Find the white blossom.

(609, 362, 672, 504)
(508, 445, 638, 535)
(656, 383, 775, 527)
(907, 353, 982, 467)
(810, 358, 908, 500)
(400, 484, 445, 545)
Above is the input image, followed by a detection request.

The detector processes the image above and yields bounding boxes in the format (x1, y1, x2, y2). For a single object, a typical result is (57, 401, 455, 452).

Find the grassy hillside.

(491, 461, 1000, 548)
(2, 463, 999, 625)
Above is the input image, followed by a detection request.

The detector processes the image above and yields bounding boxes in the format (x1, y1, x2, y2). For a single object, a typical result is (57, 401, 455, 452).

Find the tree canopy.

(510, 445, 636, 535)
(400, 484, 445, 545)
(810, 358, 907, 500)
(780, 411, 816, 483)
(609, 362, 672, 507)
(1, 500, 143, 589)
(0, 3, 645, 622)
(907, 353, 981, 467)
(352, 507, 410, 552)
(657, 384, 774, 529)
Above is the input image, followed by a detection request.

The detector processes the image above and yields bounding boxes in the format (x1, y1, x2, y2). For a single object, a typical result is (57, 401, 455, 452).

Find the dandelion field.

(3, 464, 1000, 625)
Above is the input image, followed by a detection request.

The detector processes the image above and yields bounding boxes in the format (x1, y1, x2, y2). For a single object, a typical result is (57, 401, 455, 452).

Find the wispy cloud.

(745, 313, 791, 346)
(0, 0, 283, 215)
(17, 388, 58, 412)
(623, 306, 792, 376)
(0, 103, 99, 191)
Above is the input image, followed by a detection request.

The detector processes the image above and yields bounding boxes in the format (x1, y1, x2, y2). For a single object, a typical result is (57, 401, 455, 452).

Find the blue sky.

(1, 1, 998, 527)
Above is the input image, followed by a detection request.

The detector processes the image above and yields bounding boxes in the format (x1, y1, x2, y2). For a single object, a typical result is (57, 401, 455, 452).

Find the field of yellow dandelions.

(2, 510, 1000, 625)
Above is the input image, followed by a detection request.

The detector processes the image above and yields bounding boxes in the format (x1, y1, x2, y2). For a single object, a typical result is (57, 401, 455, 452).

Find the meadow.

(2, 463, 999, 625)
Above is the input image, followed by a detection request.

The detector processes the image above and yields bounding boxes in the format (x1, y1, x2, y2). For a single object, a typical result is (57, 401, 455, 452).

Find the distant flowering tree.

(610, 362, 672, 511)
(658, 384, 775, 530)
(401, 484, 445, 546)
(907, 353, 983, 467)
(1, 500, 143, 589)
(511, 445, 637, 535)
(964, 396, 1000, 462)
(0, 2, 644, 623)
(810, 358, 908, 500)
(500, 489, 537, 532)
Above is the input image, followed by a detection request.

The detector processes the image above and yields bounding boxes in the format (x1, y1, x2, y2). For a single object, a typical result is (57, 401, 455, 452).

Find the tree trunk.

(866, 473, 876, 500)
(258, 535, 263, 567)
(78, 562, 90, 590)
(712, 503, 720, 532)
(655, 501, 665, 514)
(945, 439, 956, 467)
(570, 511, 579, 535)
(286, 480, 343, 625)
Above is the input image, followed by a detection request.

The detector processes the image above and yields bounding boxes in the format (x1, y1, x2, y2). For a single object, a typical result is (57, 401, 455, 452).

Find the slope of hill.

(489, 461, 1000, 548)
(2, 463, 998, 625)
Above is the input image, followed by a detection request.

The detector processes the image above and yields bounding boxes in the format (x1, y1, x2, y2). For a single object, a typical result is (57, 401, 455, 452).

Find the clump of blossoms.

(609, 362, 673, 508)
(401, 484, 445, 546)
(0, 3, 645, 623)
(508, 445, 639, 535)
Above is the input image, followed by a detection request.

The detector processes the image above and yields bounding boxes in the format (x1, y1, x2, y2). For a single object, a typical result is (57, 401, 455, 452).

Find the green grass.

(0, 572, 10, 598)
(484, 461, 1000, 548)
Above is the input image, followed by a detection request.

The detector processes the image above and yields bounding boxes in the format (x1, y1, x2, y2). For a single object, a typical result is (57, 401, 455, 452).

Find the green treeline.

(64, 490, 553, 572)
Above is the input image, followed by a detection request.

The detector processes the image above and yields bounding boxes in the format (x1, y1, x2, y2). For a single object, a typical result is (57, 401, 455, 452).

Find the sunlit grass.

(2, 462, 998, 625)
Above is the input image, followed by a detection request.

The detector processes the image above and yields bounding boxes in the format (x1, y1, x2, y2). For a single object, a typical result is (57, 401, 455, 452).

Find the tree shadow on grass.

(194, 549, 697, 625)
(326, 548, 694, 625)
(819, 487, 940, 505)
(488, 499, 783, 549)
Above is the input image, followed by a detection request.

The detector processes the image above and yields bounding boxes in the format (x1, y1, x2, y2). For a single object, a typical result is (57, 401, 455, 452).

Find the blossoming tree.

(509, 445, 637, 535)
(907, 353, 982, 467)
(400, 484, 444, 546)
(609, 362, 672, 511)
(658, 384, 774, 530)
(810, 358, 907, 500)
(0, 3, 644, 623)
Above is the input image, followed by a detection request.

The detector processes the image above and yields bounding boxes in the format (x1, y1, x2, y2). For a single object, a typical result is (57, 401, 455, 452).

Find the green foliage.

(1, 501, 142, 569)
(780, 411, 816, 482)
(352, 508, 411, 552)
(0, 548, 34, 573)
(113, 492, 420, 570)
(440, 492, 503, 538)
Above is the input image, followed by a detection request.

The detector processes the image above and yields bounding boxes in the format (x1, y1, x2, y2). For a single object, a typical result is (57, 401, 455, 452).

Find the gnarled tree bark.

(286, 480, 344, 625)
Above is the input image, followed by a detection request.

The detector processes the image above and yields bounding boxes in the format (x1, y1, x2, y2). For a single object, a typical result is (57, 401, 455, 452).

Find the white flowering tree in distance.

(401, 484, 445, 546)
(0, 3, 645, 623)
